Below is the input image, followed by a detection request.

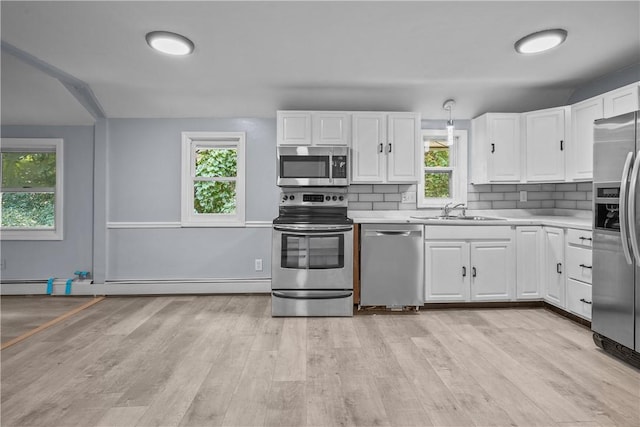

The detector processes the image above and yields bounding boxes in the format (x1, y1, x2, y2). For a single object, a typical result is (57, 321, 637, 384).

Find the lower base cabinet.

(424, 226, 515, 302)
(543, 226, 565, 308)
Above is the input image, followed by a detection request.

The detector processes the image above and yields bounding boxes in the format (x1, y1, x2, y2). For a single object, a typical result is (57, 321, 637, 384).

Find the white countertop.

(348, 209, 593, 230)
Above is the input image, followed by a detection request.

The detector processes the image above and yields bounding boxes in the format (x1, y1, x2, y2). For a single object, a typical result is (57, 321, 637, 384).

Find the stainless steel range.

(271, 188, 353, 317)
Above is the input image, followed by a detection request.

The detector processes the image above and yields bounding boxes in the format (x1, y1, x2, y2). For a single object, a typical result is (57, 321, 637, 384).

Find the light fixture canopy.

(515, 29, 567, 54)
(146, 31, 194, 56)
(443, 99, 455, 146)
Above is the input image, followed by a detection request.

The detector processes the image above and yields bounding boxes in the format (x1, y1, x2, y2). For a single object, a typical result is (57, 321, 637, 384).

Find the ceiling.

(1, 1, 639, 126)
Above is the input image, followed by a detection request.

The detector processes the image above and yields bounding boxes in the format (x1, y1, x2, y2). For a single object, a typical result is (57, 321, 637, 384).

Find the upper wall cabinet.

(568, 97, 604, 181)
(470, 113, 521, 184)
(524, 106, 569, 182)
(277, 111, 350, 146)
(351, 112, 421, 183)
(603, 83, 639, 119)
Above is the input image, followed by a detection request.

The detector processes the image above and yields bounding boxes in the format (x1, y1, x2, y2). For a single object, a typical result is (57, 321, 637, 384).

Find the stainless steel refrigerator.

(592, 111, 640, 368)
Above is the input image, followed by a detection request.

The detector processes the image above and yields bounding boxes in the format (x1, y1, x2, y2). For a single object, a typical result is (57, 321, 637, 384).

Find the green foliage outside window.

(1, 152, 56, 228)
(194, 148, 237, 214)
(424, 148, 451, 198)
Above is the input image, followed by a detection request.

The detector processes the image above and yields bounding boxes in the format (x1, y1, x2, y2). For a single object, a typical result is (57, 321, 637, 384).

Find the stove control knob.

(283, 195, 289, 201)
(325, 196, 331, 201)
(339, 196, 344, 201)
(289, 195, 295, 201)
(332, 195, 337, 201)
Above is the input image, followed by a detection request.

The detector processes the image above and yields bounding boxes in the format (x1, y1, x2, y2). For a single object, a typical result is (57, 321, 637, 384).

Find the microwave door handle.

(619, 151, 634, 265)
(328, 153, 333, 183)
(628, 150, 640, 263)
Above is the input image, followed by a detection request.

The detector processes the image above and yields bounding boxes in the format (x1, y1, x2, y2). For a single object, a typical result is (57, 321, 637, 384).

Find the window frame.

(0, 138, 64, 240)
(417, 129, 468, 208)
(181, 131, 246, 227)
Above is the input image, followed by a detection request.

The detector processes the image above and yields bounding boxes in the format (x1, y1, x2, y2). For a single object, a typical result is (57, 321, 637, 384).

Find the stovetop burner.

(273, 189, 351, 225)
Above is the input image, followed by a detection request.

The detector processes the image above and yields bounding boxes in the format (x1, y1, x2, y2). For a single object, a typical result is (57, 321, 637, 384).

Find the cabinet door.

(543, 227, 565, 307)
(425, 241, 470, 302)
(312, 112, 350, 146)
(387, 113, 420, 182)
(603, 83, 639, 118)
(569, 98, 603, 181)
(525, 108, 566, 181)
(516, 226, 542, 299)
(470, 241, 515, 301)
(277, 111, 312, 145)
(351, 113, 386, 182)
(488, 114, 521, 182)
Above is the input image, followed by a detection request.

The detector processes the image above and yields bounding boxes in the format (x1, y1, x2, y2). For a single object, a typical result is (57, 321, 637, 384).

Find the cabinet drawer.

(425, 226, 513, 240)
(566, 279, 592, 320)
(566, 246, 592, 284)
(567, 228, 593, 248)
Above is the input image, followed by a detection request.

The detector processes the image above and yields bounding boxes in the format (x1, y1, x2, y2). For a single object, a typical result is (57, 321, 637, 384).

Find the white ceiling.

(1, 1, 639, 126)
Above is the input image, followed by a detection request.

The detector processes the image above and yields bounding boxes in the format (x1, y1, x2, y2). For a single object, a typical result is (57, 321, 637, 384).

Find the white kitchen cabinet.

(351, 112, 420, 183)
(424, 241, 469, 301)
(543, 226, 565, 308)
(312, 112, 350, 146)
(470, 113, 521, 183)
(424, 226, 515, 302)
(277, 111, 312, 145)
(565, 228, 593, 320)
(524, 107, 569, 182)
(603, 82, 639, 118)
(469, 241, 514, 301)
(515, 226, 543, 299)
(277, 111, 350, 146)
(568, 97, 603, 181)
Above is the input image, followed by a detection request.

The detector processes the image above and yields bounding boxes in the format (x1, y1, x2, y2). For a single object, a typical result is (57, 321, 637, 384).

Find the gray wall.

(104, 118, 278, 281)
(0, 125, 94, 280)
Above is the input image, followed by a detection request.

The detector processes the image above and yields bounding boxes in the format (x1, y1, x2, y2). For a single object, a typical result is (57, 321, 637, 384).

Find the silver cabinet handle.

(628, 150, 640, 263)
(619, 152, 634, 265)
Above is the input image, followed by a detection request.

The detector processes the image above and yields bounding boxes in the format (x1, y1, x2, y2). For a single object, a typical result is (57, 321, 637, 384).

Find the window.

(1, 138, 64, 240)
(181, 132, 245, 226)
(417, 129, 467, 208)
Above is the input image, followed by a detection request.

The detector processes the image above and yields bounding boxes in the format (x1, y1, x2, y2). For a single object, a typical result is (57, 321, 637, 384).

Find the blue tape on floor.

(65, 279, 73, 295)
(46, 278, 55, 295)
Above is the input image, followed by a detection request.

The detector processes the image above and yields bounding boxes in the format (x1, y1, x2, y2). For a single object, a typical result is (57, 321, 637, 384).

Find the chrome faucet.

(441, 202, 467, 217)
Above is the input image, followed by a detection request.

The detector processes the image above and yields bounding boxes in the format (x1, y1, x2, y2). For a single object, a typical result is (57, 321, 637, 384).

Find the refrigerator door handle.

(628, 150, 640, 263)
(619, 151, 634, 265)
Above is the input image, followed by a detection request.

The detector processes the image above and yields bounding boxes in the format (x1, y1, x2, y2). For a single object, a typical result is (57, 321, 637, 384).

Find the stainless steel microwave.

(277, 146, 349, 187)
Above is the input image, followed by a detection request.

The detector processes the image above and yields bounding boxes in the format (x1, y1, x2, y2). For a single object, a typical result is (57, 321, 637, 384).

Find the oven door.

(272, 224, 353, 290)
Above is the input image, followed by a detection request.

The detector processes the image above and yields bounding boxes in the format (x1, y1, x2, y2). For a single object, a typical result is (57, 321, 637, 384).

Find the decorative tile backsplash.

(347, 183, 593, 211)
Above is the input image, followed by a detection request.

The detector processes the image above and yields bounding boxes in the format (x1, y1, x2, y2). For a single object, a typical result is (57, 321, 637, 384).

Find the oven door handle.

(272, 291, 353, 300)
(274, 225, 353, 233)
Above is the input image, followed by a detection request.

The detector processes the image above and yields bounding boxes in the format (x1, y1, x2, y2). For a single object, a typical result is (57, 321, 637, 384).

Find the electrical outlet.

(520, 191, 527, 202)
(401, 192, 416, 203)
(254, 258, 263, 272)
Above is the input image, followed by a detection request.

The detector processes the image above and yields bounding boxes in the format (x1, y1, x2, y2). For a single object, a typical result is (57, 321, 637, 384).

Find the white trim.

(1, 278, 271, 295)
(417, 130, 468, 208)
(106, 220, 272, 229)
(1, 138, 64, 240)
(181, 132, 246, 227)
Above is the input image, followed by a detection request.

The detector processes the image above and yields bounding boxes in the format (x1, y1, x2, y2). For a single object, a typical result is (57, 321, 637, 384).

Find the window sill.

(1, 229, 63, 241)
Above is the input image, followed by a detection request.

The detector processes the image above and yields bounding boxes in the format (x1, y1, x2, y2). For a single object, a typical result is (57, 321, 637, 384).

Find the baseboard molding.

(1, 279, 272, 296)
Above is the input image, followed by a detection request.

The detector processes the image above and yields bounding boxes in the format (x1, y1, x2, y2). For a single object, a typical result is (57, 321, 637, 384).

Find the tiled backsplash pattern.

(348, 183, 593, 211)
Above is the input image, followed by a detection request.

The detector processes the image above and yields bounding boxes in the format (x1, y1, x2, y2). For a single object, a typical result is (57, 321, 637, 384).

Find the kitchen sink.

(411, 215, 505, 221)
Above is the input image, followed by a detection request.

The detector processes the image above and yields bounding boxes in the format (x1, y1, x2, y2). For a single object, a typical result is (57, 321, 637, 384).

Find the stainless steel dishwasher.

(360, 223, 424, 309)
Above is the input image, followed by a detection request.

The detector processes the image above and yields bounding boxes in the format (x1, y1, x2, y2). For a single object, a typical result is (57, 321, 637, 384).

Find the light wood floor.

(1, 295, 639, 427)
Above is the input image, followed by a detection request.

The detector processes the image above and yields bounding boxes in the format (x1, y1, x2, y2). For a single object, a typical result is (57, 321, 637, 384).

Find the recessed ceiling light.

(145, 31, 194, 56)
(515, 29, 567, 54)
